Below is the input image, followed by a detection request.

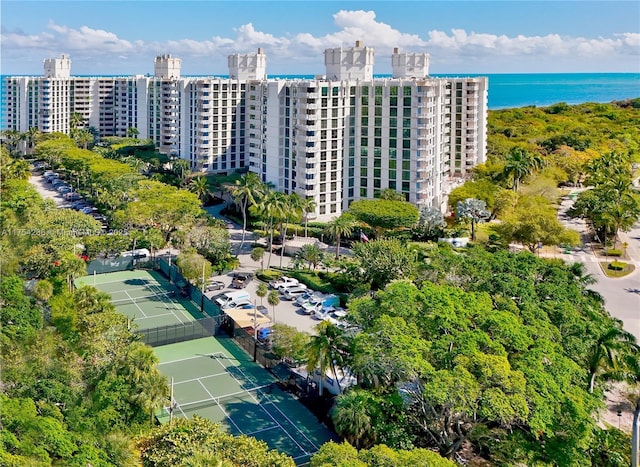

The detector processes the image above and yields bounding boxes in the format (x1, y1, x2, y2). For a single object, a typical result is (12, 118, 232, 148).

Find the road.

(554, 191, 640, 341)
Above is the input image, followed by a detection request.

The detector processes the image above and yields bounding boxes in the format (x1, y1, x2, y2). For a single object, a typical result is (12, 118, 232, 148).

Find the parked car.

(269, 276, 298, 289)
(283, 286, 309, 300)
(279, 282, 307, 294)
(301, 300, 324, 315)
(204, 280, 225, 292)
(81, 206, 98, 214)
(330, 307, 347, 319)
(295, 291, 325, 307)
(257, 305, 268, 315)
(231, 272, 253, 289)
(57, 185, 72, 194)
(64, 192, 82, 201)
(72, 202, 89, 210)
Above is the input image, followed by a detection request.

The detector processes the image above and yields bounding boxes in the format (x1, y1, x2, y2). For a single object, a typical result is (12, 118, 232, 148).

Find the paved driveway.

(554, 191, 640, 341)
(202, 204, 323, 335)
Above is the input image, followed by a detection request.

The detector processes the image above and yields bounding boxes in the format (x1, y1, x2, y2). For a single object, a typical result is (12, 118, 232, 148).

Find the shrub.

(606, 249, 623, 257)
(608, 261, 627, 271)
(256, 270, 281, 282)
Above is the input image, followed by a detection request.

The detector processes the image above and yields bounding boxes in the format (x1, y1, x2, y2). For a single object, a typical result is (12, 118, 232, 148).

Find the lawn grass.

(600, 262, 636, 278)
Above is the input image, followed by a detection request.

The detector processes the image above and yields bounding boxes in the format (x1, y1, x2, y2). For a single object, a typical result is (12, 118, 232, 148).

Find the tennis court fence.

(233, 325, 280, 370)
(138, 316, 225, 347)
(156, 256, 222, 317)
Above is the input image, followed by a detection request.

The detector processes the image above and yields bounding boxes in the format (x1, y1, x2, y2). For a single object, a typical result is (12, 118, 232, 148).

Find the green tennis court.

(76, 270, 203, 330)
(154, 337, 336, 465)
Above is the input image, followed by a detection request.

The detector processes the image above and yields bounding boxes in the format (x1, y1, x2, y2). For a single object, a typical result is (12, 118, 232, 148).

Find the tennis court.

(76, 270, 203, 330)
(154, 337, 337, 465)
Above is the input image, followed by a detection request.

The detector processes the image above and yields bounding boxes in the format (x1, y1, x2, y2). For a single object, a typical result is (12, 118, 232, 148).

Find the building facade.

(4, 43, 487, 220)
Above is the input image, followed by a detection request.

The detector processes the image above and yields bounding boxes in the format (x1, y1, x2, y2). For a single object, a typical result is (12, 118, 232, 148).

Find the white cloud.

(1, 11, 638, 74)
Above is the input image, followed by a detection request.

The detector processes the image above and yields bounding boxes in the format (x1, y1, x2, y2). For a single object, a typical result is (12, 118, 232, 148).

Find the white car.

(295, 291, 325, 307)
(270, 276, 298, 289)
(278, 282, 307, 294)
(283, 286, 309, 300)
(301, 300, 323, 315)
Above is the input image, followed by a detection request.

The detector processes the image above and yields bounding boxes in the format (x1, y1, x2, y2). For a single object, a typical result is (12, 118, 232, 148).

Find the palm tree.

(300, 196, 317, 238)
(1, 129, 25, 156)
(250, 247, 265, 270)
(306, 320, 348, 396)
(73, 128, 94, 149)
(298, 243, 323, 271)
(226, 172, 264, 254)
(256, 283, 268, 305)
(326, 214, 357, 258)
(123, 156, 145, 174)
(121, 341, 159, 385)
(587, 326, 640, 393)
(4, 158, 30, 180)
(189, 176, 210, 204)
(26, 126, 41, 154)
(331, 389, 376, 449)
(503, 147, 544, 191)
(279, 193, 303, 268)
(256, 191, 287, 268)
(57, 253, 87, 292)
(126, 127, 140, 139)
(268, 290, 280, 323)
(128, 369, 169, 427)
(69, 112, 85, 131)
(172, 159, 191, 184)
(379, 188, 405, 201)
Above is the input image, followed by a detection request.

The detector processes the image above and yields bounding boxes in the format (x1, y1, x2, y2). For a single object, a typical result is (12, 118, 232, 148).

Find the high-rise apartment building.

(4, 43, 487, 220)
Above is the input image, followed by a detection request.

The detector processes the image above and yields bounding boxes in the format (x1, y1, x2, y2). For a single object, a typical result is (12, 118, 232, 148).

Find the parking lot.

(203, 270, 328, 335)
(30, 164, 108, 231)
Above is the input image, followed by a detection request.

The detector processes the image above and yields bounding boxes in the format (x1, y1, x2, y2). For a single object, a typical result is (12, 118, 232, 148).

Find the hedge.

(608, 261, 627, 271)
(606, 249, 623, 257)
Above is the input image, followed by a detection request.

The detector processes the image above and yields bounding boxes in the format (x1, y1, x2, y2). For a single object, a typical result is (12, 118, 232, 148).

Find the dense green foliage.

(136, 416, 295, 467)
(348, 199, 419, 237)
(311, 441, 457, 467)
(333, 245, 637, 464)
(486, 100, 640, 170)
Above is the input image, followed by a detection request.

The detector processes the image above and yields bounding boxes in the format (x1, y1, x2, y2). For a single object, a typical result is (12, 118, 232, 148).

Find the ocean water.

(1, 73, 638, 128)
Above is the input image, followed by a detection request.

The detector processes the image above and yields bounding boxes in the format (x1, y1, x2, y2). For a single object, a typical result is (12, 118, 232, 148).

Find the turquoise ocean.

(1, 73, 638, 128)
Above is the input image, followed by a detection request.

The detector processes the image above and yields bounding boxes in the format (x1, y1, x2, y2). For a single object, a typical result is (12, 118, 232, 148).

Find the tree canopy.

(348, 199, 419, 237)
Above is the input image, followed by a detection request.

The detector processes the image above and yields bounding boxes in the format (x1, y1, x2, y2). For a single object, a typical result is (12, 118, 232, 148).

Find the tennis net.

(111, 290, 176, 306)
(170, 383, 275, 413)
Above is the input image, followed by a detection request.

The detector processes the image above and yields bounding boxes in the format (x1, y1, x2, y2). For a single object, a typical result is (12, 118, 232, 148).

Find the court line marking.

(159, 352, 227, 367)
(171, 372, 229, 385)
(108, 286, 167, 297)
(124, 289, 147, 318)
(220, 354, 320, 453)
(213, 354, 313, 454)
(86, 276, 164, 286)
(196, 379, 244, 433)
(148, 283, 190, 324)
(246, 425, 280, 436)
(130, 312, 182, 321)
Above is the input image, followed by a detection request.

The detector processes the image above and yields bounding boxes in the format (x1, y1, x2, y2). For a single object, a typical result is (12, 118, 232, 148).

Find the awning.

(224, 307, 271, 328)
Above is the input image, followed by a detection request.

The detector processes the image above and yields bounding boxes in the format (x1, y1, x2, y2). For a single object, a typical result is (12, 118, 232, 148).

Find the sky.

(1, 1, 639, 76)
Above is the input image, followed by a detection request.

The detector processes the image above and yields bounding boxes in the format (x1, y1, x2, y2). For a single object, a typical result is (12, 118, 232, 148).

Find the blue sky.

(2, 1, 639, 75)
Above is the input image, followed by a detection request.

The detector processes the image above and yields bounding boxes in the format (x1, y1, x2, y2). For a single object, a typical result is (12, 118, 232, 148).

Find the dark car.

(231, 272, 253, 289)
(204, 280, 225, 292)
